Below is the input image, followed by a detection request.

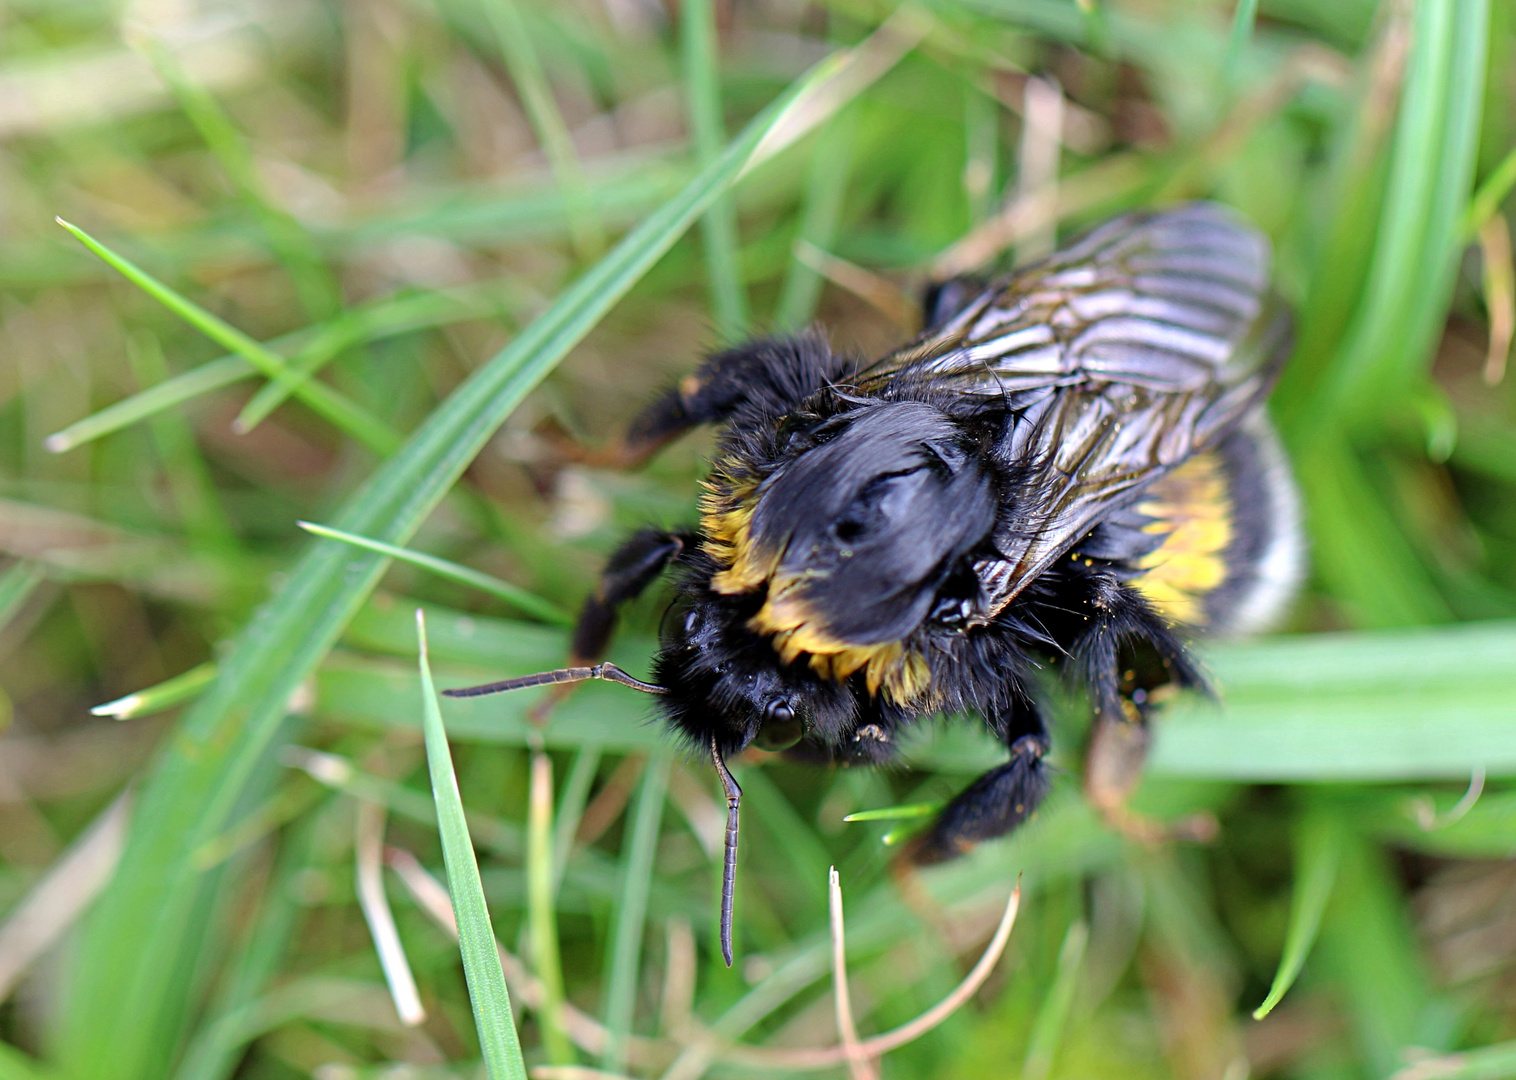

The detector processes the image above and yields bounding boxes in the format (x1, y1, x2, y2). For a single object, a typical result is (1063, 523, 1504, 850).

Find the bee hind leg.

(1077, 580, 1218, 845)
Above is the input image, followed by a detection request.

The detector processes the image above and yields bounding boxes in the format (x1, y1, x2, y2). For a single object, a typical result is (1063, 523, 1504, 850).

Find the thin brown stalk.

(661, 917, 698, 1039)
(1015, 76, 1063, 262)
(792, 241, 918, 332)
(828, 868, 878, 1080)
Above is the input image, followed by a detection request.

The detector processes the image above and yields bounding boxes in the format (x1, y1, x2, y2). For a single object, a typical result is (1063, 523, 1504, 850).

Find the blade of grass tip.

(417, 610, 528, 1079)
(1254, 809, 1343, 1020)
(90, 662, 218, 721)
(1222, 0, 1260, 88)
(682, 0, 748, 339)
(355, 801, 425, 1027)
(0, 560, 47, 633)
(477, 0, 603, 261)
(774, 108, 858, 331)
(1464, 143, 1516, 236)
(62, 34, 913, 1080)
(529, 752, 575, 1064)
(600, 753, 670, 1075)
(130, 30, 340, 320)
(236, 287, 510, 435)
(46, 356, 250, 454)
(53, 219, 399, 456)
(1021, 920, 1088, 1080)
(842, 801, 941, 823)
(297, 521, 571, 626)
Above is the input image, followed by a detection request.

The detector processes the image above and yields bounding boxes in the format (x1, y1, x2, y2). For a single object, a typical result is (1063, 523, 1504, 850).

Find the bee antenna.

(711, 734, 742, 968)
(440, 662, 667, 698)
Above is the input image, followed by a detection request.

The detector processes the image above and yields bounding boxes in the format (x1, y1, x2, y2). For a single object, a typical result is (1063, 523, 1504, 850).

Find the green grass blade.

(297, 521, 572, 626)
(417, 610, 527, 1079)
(1465, 143, 1516, 235)
(477, 0, 603, 261)
(54, 219, 399, 455)
(0, 560, 47, 633)
(48, 288, 505, 453)
(90, 662, 218, 721)
(235, 288, 510, 434)
(682, 0, 749, 338)
(1387, 1039, 1516, 1079)
(1222, 0, 1259, 87)
(1253, 810, 1342, 1019)
(842, 801, 941, 823)
(599, 752, 669, 1074)
(1322, 0, 1490, 421)
(1022, 920, 1088, 1080)
(61, 36, 906, 1080)
(132, 32, 340, 321)
(526, 752, 574, 1064)
(774, 108, 857, 330)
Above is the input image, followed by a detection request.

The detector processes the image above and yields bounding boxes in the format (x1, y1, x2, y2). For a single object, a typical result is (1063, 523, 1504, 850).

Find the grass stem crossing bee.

(444, 202, 1304, 966)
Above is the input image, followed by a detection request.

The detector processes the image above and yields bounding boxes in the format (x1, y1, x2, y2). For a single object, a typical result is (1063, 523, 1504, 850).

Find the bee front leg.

(908, 699, 1051, 865)
(531, 527, 690, 724)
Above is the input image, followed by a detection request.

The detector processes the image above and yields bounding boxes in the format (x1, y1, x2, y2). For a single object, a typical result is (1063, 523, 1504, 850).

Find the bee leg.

(532, 528, 689, 723)
(907, 700, 1051, 865)
(1076, 579, 1217, 844)
(547, 335, 850, 468)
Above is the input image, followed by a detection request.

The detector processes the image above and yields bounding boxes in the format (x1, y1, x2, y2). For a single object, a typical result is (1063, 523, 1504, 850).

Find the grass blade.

(527, 752, 574, 1064)
(1253, 810, 1342, 1019)
(417, 610, 527, 1078)
(61, 32, 909, 1080)
(599, 753, 669, 1073)
(54, 219, 399, 455)
(1222, 0, 1259, 87)
(90, 662, 218, 721)
(297, 521, 571, 626)
(477, 0, 603, 260)
(774, 108, 857, 330)
(682, 0, 748, 338)
(0, 560, 47, 633)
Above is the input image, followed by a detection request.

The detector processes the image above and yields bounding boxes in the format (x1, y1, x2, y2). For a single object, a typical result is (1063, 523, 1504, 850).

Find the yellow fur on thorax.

(698, 457, 932, 704)
(1130, 452, 1233, 626)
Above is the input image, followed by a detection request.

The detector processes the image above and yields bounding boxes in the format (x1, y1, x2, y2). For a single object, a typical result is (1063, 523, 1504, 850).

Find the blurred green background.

(1, 0, 1515, 1078)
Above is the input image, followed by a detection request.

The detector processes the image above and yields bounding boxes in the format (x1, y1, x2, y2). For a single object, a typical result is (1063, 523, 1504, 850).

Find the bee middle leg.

(909, 698, 1051, 865)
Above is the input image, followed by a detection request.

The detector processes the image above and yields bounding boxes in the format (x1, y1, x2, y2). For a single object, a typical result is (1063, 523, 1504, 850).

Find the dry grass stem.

(1015, 76, 1064, 262)
(0, 790, 131, 1001)
(354, 802, 425, 1026)
(792, 241, 919, 331)
(828, 867, 878, 1080)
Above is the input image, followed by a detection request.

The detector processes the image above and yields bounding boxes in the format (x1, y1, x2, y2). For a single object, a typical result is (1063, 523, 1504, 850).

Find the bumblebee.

(445, 203, 1304, 965)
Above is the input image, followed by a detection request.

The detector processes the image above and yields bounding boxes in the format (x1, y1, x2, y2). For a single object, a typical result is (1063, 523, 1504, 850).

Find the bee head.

(652, 596, 859, 757)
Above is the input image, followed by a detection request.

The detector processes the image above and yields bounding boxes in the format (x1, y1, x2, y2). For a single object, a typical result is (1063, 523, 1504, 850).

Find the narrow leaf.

(417, 610, 527, 1079)
(1254, 811, 1342, 1019)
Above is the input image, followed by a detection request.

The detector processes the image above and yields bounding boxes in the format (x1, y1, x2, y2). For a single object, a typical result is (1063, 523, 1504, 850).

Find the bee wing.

(858, 202, 1290, 617)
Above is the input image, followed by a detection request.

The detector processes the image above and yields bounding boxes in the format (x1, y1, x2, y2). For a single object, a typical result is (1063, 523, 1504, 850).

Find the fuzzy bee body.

(447, 202, 1303, 962)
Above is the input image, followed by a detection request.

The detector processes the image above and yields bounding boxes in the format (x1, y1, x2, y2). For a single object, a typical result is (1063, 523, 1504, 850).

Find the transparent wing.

(857, 202, 1290, 617)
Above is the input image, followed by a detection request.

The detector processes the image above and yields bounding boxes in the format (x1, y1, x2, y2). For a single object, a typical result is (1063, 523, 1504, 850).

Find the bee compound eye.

(754, 700, 802, 751)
